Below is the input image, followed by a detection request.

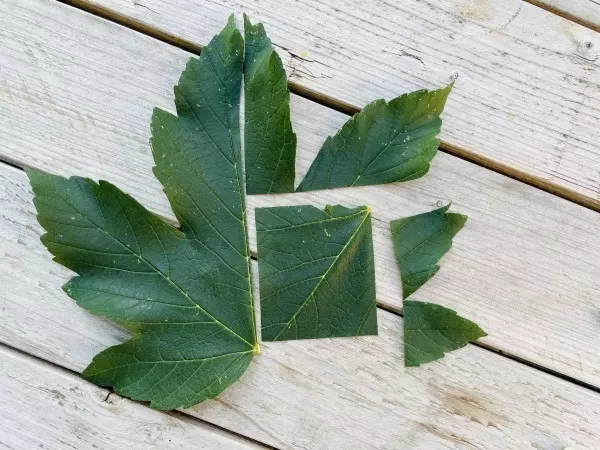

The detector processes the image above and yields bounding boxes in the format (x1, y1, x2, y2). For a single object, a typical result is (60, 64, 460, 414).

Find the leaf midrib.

(350, 118, 437, 187)
(272, 210, 370, 340)
(178, 69, 258, 351)
(257, 209, 367, 232)
(87, 350, 254, 378)
(395, 224, 448, 263)
(408, 328, 467, 349)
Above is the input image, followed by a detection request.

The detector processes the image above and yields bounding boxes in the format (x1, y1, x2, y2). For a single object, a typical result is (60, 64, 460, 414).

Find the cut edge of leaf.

(243, 14, 296, 195)
(295, 82, 454, 192)
(257, 204, 377, 341)
(403, 300, 487, 368)
(391, 203, 467, 300)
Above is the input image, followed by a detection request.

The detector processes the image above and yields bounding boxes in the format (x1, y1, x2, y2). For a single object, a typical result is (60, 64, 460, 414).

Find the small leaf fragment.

(403, 300, 486, 367)
(244, 15, 296, 194)
(296, 84, 452, 192)
(257, 205, 378, 341)
(390, 204, 466, 299)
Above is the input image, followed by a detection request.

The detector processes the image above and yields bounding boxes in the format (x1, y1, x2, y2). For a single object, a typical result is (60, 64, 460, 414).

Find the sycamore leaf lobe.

(243, 15, 296, 194)
(296, 84, 452, 192)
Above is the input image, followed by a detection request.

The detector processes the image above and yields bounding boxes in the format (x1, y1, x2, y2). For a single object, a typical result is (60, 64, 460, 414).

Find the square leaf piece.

(256, 205, 378, 341)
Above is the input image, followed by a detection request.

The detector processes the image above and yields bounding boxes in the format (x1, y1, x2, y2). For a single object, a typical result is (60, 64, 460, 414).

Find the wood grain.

(2, 162, 600, 449)
(531, 0, 600, 31)
(62, 0, 600, 205)
(1, 0, 600, 388)
(0, 346, 260, 449)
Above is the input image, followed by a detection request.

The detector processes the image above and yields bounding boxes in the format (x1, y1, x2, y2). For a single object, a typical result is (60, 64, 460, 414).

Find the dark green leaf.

(243, 15, 296, 194)
(150, 16, 257, 345)
(296, 85, 452, 192)
(256, 205, 378, 341)
(403, 300, 486, 367)
(27, 18, 258, 410)
(27, 171, 255, 409)
(390, 204, 466, 299)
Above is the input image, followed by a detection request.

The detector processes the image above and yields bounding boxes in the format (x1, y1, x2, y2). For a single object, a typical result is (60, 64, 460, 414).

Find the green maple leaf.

(403, 301, 486, 367)
(26, 13, 469, 406)
(27, 17, 258, 410)
(256, 205, 378, 341)
(296, 85, 452, 192)
(243, 15, 296, 194)
(390, 204, 467, 299)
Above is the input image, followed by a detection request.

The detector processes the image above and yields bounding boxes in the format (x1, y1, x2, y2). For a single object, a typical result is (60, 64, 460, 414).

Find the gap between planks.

(375, 300, 600, 397)
(4, 156, 600, 448)
(1, 2, 600, 446)
(53, 0, 600, 214)
(0, 339, 272, 450)
(3, 0, 600, 389)
(523, 0, 600, 33)
(4, 154, 600, 400)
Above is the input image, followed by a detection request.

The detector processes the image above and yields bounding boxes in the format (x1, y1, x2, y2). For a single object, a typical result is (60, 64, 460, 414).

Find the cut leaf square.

(256, 205, 378, 341)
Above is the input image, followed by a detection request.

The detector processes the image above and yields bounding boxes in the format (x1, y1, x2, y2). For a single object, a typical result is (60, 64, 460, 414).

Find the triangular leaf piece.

(403, 300, 486, 367)
(244, 15, 296, 194)
(256, 205, 378, 341)
(296, 84, 453, 192)
(390, 204, 466, 299)
(27, 17, 258, 410)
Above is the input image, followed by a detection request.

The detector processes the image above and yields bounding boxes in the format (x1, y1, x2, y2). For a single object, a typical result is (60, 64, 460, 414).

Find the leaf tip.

(226, 13, 236, 26)
(404, 358, 419, 368)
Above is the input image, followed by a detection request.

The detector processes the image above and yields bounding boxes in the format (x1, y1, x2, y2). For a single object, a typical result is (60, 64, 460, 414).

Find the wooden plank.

(531, 0, 600, 30)
(65, 0, 600, 206)
(1, 0, 600, 387)
(0, 346, 260, 449)
(2, 163, 600, 449)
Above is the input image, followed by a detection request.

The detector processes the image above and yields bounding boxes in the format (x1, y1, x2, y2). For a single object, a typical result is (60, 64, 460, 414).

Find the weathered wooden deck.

(1, 0, 600, 448)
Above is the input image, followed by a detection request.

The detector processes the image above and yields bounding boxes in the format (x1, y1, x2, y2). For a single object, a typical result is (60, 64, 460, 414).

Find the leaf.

(150, 16, 256, 343)
(403, 300, 486, 367)
(243, 15, 296, 194)
(390, 204, 466, 299)
(27, 17, 258, 410)
(296, 84, 452, 192)
(256, 205, 378, 341)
